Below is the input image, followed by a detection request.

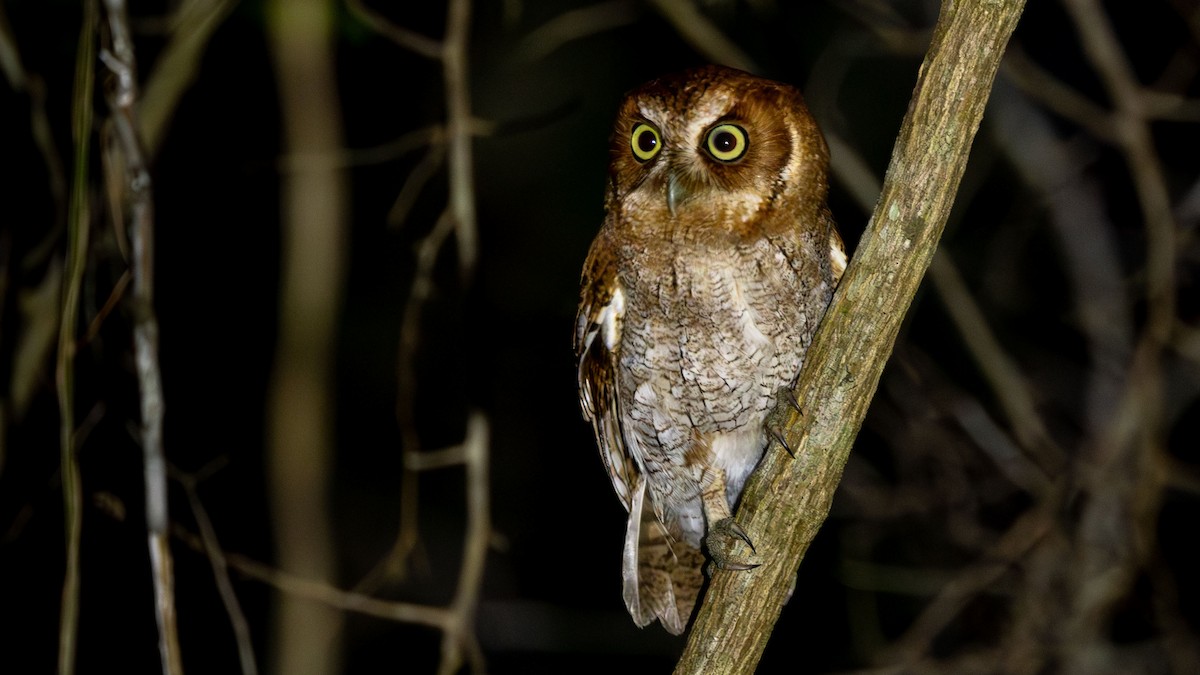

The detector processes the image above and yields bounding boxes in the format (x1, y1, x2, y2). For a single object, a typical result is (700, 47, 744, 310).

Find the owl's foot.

(705, 517, 762, 572)
(782, 387, 803, 414)
(767, 386, 802, 458)
(769, 426, 793, 457)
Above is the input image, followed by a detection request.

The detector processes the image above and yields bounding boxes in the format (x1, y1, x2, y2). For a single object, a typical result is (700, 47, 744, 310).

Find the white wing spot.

(601, 287, 625, 350)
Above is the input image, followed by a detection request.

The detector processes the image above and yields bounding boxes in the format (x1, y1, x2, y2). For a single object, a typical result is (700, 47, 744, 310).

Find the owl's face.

(606, 65, 828, 234)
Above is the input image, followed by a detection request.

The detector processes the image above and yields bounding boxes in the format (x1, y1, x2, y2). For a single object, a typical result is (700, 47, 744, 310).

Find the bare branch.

(176, 468, 259, 675)
(99, 0, 184, 671)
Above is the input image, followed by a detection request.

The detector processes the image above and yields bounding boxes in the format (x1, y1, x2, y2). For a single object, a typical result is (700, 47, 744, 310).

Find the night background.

(2, 0, 1198, 673)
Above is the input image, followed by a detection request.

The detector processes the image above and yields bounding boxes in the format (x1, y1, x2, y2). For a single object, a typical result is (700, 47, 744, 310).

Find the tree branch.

(56, 3, 97, 673)
(98, 1, 184, 671)
(265, 0, 348, 672)
(674, 2, 1027, 673)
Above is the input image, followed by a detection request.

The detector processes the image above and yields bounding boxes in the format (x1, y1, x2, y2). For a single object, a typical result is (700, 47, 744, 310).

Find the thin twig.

(0, 2, 24, 87)
(346, 0, 443, 59)
(56, 4, 97, 673)
(82, 269, 131, 345)
(512, 0, 640, 63)
(139, 0, 239, 156)
(1061, 0, 1177, 337)
(228, 552, 455, 627)
(176, 470, 259, 675)
(168, 522, 456, 629)
(387, 144, 446, 228)
(988, 77, 1136, 465)
(393, 208, 456, 571)
(928, 255, 1063, 475)
(438, 412, 490, 675)
(825, 113, 1065, 477)
(99, 1, 183, 672)
(0, 4, 67, 233)
(345, 5, 491, 673)
(645, 0, 757, 72)
(879, 504, 1055, 665)
(444, 0, 478, 278)
(1002, 47, 1116, 142)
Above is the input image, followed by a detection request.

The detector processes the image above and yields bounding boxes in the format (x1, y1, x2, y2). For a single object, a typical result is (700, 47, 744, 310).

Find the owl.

(574, 65, 846, 634)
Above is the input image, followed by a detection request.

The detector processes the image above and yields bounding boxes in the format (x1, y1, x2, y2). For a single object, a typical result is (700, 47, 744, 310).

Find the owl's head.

(606, 65, 829, 234)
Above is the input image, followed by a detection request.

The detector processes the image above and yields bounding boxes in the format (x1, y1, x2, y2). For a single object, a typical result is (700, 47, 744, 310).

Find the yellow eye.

(630, 123, 661, 162)
(705, 124, 748, 162)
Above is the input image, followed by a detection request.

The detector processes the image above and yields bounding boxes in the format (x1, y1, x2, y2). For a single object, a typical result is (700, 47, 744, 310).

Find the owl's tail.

(622, 477, 706, 635)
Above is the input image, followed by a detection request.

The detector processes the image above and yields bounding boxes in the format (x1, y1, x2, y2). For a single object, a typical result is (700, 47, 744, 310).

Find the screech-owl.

(574, 65, 846, 634)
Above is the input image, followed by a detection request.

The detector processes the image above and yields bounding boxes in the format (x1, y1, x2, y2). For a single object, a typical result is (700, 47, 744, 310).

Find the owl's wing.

(621, 476, 705, 634)
(575, 240, 637, 511)
(577, 241, 705, 633)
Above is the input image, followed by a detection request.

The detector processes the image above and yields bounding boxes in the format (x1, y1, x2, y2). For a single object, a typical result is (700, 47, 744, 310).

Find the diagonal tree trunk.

(674, 1, 1028, 672)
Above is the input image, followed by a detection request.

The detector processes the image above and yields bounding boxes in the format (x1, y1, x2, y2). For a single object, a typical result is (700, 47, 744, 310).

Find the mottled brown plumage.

(575, 65, 845, 634)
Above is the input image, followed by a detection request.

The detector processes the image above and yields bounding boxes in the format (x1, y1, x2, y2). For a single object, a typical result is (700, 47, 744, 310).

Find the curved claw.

(716, 558, 761, 572)
(770, 426, 794, 457)
(723, 518, 756, 554)
(706, 517, 761, 571)
(784, 389, 802, 414)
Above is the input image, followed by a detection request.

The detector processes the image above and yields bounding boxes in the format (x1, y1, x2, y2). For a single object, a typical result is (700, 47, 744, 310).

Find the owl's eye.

(704, 124, 748, 162)
(630, 123, 662, 162)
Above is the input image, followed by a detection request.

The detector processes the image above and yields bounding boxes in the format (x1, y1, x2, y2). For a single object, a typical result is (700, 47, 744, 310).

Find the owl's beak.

(666, 172, 689, 217)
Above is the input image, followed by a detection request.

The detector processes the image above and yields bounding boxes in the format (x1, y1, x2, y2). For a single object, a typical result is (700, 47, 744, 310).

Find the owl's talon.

(706, 517, 762, 571)
(769, 426, 794, 457)
(784, 389, 802, 414)
(724, 518, 755, 551)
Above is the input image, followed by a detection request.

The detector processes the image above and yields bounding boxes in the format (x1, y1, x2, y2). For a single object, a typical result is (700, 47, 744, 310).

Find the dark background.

(2, 0, 1198, 673)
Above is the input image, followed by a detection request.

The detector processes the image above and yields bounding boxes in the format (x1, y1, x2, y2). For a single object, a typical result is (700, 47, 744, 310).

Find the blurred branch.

(342, 3, 491, 672)
(358, 209, 456, 594)
(345, 0, 478, 274)
(879, 503, 1054, 666)
(928, 256, 1063, 477)
(175, 464, 259, 675)
(0, 5, 67, 231)
(346, 0, 442, 59)
(386, 143, 444, 228)
(265, 0, 348, 672)
(170, 523, 454, 627)
(987, 77, 1134, 447)
(512, 0, 639, 63)
(139, 0, 240, 156)
(675, 1, 1026, 672)
(0, 3, 22, 87)
(436, 412, 491, 675)
(56, 4, 97, 673)
(286, 117, 494, 170)
(1062, 0, 1177, 337)
(169, 414, 489, 671)
(444, 0, 478, 277)
(826, 106, 1065, 482)
(1003, 47, 1117, 142)
(646, 0, 757, 72)
(99, 0, 184, 671)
